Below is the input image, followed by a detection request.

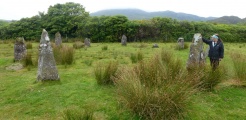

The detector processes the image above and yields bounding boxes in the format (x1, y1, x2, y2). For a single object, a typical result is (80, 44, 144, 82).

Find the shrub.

(231, 53, 246, 85)
(22, 52, 33, 67)
(94, 61, 118, 85)
(115, 50, 194, 120)
(130, 51, 144, 63)
(73, 41, 84, 49)
(102, 45, 108, 51)
(53, 45, 74, 65)
(26, 42, 32, 49)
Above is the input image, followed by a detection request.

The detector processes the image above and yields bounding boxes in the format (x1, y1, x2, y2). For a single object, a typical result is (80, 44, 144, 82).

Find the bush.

(73, 41, 84, 49)
(53, 45, 74, 65)
(26, 42, 32, 49)
(94, 61, 118, 85)
(102, 45, 108, 51)
(115, 50, 194, 120)
(22, 52, 33, 67)
(130, 51, 144, 63)
(231, 53, 246, 85)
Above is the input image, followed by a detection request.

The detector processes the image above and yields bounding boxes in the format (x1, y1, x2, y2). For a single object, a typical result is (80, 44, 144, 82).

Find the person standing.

(202, 34, 224, 70)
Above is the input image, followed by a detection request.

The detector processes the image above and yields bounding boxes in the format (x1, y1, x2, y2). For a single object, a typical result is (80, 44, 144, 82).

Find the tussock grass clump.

(231, 53, 246, 85)
(63, 102, 98, 120)
(175, 43, 189, 50)
(115, 50, 194, 120)
(187, 64, 226, 91)
(94, 61, 118, 85)
(26, 42, 32, 49)
(102, 45, 108, 51)
(53, 45, 74, 65)
(22, 52, 33, 67)
(132, 43, 148, 48)
(130, 51, 144, 63)
(73, 41, 84, 49)
(83, 59, 93, 66)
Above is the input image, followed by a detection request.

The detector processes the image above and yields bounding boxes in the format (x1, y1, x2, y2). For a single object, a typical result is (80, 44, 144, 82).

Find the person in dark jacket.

(202, 34, 224, 70)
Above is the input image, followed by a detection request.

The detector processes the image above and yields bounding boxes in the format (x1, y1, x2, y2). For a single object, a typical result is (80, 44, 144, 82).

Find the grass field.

(0, 42, 246, 119)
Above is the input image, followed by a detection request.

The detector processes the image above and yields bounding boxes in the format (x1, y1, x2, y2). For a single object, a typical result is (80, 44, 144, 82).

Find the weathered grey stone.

(121, 35, 127, 46)
(6, 63, 23, 71)
(55, 32, 62, 46)
(152, 43, 159, 48)
(14, 37, 26, 61)
(177, 37, 184, 49)
(37, 29, 59, 81)
(187, 33, 205, 68)
(84, 38, 90, 47)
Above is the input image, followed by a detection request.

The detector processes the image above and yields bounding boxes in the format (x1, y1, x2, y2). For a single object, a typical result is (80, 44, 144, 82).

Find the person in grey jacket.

(202, 34, 224, 70)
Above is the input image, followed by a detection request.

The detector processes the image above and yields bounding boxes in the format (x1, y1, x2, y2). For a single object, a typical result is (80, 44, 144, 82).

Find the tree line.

(0, 2, 246, 42)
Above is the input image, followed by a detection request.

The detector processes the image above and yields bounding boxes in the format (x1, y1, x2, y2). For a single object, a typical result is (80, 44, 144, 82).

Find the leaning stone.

(55, 32, 62, 46)
(37, 29, 59, 81)
(187, 33, 205, 69)
(121, 35, 127, 46)
(14, 37, 26, 61)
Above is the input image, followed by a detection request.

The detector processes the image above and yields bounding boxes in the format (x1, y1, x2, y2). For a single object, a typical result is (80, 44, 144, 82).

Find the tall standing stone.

(187, 33, 205, 68)
(55, 32, 62, 46)
(14, 37, 26, 61)
(84, 38, 91, 47)
(37, 29, 59, 81)
(121, 35, 127, 46)
(177, 37, 184, 49)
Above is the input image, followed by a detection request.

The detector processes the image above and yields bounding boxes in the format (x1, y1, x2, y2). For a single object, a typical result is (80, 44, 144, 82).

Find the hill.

(208, 16, 246, 24)
(90, 9, 217, 21)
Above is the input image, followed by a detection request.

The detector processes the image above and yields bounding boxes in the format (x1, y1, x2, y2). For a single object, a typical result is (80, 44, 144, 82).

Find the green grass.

(0, 42, 246, 119)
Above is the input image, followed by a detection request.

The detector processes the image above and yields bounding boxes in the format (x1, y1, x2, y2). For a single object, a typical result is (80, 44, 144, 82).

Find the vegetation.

(116, 50, 194, 119)
(73, 41, 84, 49)
(26, 42, 33, 49)
(1, 2, 246, 43)
(130, 51, 144, 63)
(0, 43, 246, 119)
(231, 53, 246, 85)
(94, 61, 118, 85)
(101, 45, 108, 51)
(53, 45, 74, 65)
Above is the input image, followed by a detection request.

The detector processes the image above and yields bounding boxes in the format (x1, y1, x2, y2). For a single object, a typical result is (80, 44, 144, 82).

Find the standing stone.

(121, 35, 127, 46)
(55, 32, 62, 46)
(14, 37, 26, 61)
(187, 33, 205, 69)
(84, 38, 91, 47)
(37, 29, 59, 81)
(152, 43, 159, 48)
(177, 37, 184, 49)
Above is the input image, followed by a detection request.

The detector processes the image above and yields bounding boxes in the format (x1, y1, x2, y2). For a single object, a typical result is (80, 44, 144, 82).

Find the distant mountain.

(90, 9, 217, 21)
(208, 16, 245, 24)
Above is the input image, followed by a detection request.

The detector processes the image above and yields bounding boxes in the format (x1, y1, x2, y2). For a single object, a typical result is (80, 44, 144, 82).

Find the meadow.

(0, 41, 246, 119)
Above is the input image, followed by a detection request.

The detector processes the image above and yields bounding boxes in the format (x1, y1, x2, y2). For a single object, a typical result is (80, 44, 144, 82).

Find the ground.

(0, 42, 246, 119)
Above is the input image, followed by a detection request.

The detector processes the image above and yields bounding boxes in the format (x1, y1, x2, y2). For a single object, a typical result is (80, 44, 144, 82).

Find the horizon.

(0, 0, 246, 20)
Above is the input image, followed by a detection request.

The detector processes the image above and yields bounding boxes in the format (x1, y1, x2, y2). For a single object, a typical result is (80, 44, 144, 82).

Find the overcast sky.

(0, 0, 245, 20)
